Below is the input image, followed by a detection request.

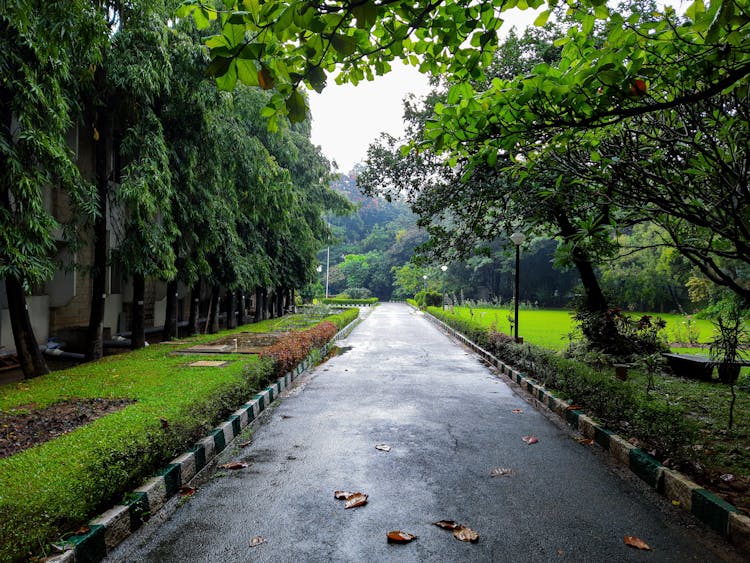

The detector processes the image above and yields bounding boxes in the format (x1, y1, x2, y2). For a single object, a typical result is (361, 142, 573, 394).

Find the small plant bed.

(423, 306, 750, 515)
(0, 307, 358, 562)
(0, 398, 135, 459)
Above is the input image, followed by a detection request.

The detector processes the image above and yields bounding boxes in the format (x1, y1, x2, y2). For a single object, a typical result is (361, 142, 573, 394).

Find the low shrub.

(260, 322, 337, 376)
(423, 291, 442, 307)
(340, 287, 372, 299)
(325, 308, 359, 331)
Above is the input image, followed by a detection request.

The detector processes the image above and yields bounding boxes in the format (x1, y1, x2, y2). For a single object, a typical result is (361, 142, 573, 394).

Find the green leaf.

(306, 65, 327, 93)
(330, 34, 357, 57)
(285, 90, 308, 123)
(534, 10, 551, 27)
(353, 2, 378, 29)
(206, 56, 233, 78)
(236, 59, 259, 86)
(215, 60, 238, 91)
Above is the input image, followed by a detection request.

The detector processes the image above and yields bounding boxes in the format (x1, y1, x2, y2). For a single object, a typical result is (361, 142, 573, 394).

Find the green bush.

(423, 291, 442, 307)
(341, 287, 372, 299)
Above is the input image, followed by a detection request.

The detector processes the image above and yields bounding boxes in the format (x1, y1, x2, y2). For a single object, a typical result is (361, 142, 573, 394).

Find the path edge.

(415, 306, 750, 553)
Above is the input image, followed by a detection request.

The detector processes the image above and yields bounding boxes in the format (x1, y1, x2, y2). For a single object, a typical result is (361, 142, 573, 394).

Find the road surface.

(108, 303, 740, 562)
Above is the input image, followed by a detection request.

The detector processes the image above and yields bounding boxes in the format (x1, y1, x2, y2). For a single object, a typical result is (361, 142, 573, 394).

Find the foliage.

(571, 304, 669, 363)
(339, 287, 372, 299)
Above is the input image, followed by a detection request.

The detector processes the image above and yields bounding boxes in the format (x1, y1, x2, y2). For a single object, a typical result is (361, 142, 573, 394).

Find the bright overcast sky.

(308, 9, 542, 174)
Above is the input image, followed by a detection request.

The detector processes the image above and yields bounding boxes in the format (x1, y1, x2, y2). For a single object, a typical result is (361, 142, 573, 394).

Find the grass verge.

(0, 308, 357, 562)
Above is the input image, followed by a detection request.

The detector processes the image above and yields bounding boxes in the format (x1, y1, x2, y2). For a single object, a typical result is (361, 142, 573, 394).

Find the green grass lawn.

(0, 308, 357, 562)
(444, 306, 716, 352)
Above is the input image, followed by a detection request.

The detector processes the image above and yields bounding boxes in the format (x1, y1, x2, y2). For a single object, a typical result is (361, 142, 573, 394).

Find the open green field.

(443, 306, 716, 352)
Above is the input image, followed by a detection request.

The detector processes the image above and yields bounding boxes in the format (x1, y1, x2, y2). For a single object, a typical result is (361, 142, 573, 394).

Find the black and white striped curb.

(418, 307, 750, 554)
(47, 315, 362, 563)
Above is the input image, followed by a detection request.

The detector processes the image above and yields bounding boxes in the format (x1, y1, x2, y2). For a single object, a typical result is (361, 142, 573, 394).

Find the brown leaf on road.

(334, 490, 356, 500)
(249, 536, 266, 547)
(566, 404, 583, 411)
(239, 441, 252, 448)
(344, 492, 368, 509)
(453, 526, 480, 542)
(522, 435, 539, 445)
(511, 409, 524, 414)
(490, 467, 514, 477)
(387, 530, 417, 543)
(179, 486, 196, 496)
(623, 536, 651, 550)
(574, 437, 594, 445)
(375, 444, 392, 452)
(220, 461, 249, 470)
(433, 520, 460, 530)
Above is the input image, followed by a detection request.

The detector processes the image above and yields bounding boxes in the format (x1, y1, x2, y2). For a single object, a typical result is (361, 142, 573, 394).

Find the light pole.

(422, 274, 427, 293)
(440, 265, 448, 309)
(510, 231, 526, 342)
(325, 245, 330, 299)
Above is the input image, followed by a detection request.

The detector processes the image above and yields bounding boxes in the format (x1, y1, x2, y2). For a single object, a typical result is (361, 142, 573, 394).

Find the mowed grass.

(445, 306, 716, 352)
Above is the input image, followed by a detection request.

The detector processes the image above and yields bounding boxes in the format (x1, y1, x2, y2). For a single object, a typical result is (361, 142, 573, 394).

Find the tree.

(1, 2, 100, 377)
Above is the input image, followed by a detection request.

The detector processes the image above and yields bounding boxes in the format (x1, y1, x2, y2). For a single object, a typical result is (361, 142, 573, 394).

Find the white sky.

(308, 9, 542, 174)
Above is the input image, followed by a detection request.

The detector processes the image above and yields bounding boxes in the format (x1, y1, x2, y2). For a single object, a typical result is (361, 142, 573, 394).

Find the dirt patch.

(0, 397, 135, 459)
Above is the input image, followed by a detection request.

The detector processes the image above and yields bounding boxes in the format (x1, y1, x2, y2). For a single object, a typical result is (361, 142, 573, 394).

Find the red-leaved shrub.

(259, 322, 338, 376)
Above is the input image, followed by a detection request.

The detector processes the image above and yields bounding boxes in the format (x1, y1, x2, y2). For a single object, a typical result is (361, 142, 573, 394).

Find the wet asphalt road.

(108, 303, 738, 562)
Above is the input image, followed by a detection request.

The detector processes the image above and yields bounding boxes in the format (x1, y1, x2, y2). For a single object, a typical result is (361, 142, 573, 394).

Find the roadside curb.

(47, 313, 363, 563)
(418, 307, 750, 551)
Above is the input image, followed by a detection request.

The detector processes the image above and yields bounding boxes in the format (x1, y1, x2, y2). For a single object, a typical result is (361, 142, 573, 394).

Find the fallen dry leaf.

(375, 444, 392, 452)
(566, 404, 583, 411)
(511, 409, 524, 414)
(453, 526, 480, 542)
(623, 536, 651, 550)
(239, 441, 252, 448)
(334, 490, 356, 500)
(574, 437, 594, 446)
(249, 536, 266, 547)
(73, 525, 91, 536)
(490, 467, 514, 477)
(344, 492, 368, 509)
(386, 530, 417, 543)
(522, 435, 539, 445)
(433, 520, 460, 530)
(179, 486, 196, 496)
(220, 461, 248, 470)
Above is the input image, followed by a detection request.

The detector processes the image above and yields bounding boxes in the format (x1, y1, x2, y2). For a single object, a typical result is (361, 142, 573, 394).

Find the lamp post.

(510, 231, 526, 342)
(440, 265, 448, 309)
(325, 246, 330, 299)
(422, 274, 427, 293)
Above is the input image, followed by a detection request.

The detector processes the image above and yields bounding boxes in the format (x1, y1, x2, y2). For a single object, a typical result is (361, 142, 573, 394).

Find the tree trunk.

(163, 278, 178, 340)
(188, 283, 200, 336)
(131, 273, 146, 349)
(5, 277, 49, 378)
(85, 100, 110, 361)
(208, 285, 220, 334)
(237, 291, 247, 326)
(268, 289, 276, 318)
(226, 290, 237, 329)
(276, 287, 285, 316)
(254, 287, 264, 323)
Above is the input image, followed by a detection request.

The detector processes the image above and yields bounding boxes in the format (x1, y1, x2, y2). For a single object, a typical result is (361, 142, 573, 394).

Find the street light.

(510, 231, 526, 342)
(325, 245, 330, 299)
(422, 274, 427, 293)
(440, 265, 448, 309)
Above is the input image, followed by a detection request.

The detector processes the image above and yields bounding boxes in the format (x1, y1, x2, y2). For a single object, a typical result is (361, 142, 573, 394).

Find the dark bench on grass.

(662, 353, 750, 382)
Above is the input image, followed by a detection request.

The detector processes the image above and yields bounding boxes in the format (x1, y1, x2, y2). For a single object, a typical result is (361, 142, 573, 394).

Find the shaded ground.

(0, 398, 135, 458)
